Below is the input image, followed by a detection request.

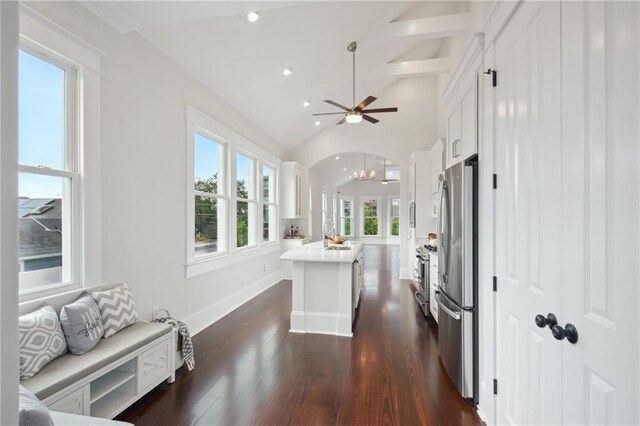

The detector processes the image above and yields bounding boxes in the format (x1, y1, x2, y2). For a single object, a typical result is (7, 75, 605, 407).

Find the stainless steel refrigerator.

(436, 158, 478, 403)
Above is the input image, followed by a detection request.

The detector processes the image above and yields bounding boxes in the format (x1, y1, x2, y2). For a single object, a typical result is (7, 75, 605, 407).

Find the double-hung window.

(18, 48, 77, 292)
(194, 132, 227, 256)
(236, 153, 257, 248)
(362, 196, 380, 237)
(339, 197, 353, 237)
(389, 197, 400, 237)
(262, 164, 277, 242)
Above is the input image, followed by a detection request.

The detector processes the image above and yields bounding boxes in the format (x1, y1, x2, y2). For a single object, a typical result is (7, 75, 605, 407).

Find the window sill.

(185, 243, 281, 278)
(19, 282, 80, 303)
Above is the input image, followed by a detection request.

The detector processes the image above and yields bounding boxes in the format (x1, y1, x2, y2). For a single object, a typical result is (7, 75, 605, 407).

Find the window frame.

(185, 106, 280, 278)
(261, 162, 278, 244)
(18, 42, 80, 295)
(388, 195, 401, 238)
(360, 195, 382, 238)
(193, 129, 229, 258)
(235, 150, 258, 250)
(321, 190, 328, 231)
(17, 9, 103, 302)
(339, 196, 354, 237)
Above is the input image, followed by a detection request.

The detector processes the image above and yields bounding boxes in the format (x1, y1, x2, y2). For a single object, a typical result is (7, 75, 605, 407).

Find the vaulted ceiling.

(81, 1, 472, 149)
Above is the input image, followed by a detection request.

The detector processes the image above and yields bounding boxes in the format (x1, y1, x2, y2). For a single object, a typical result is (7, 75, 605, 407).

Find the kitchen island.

(279, 241, 364, 337)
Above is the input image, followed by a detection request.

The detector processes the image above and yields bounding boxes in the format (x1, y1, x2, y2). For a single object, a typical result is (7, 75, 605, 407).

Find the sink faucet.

(323, 219, 335, 249)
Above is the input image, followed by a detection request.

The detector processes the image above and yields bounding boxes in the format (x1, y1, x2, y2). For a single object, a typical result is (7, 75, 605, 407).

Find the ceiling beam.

(361, 12, 471, 45)
(375, 57, 452, 78)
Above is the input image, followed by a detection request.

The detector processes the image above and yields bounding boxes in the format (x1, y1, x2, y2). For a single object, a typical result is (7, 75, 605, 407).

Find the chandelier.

(353, 153, 375, 181)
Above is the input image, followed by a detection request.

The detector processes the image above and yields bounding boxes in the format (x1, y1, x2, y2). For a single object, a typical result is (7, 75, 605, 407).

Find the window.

(385, 168, 400, 182)
(333, 194, 338, 226)
(308, 183, 313, 238)
(186, 106, 280, 277)
(18, 48, 77, 292)
(236, 153, 257, 248)
(389, 197, 400, 237)
(339, 197, 353, 236)
(362, 197, 380, 236)
(262, 164, 277, 242)
(194, 133, 227, 256)
(321, 190, 328, 231)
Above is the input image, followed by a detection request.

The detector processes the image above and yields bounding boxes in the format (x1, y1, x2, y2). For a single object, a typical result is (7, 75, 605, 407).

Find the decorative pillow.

(92, 284, 139, 338)
(59, 292, 104, 355)
(19, 385, 54, 426)
(19, 303, 67, 380)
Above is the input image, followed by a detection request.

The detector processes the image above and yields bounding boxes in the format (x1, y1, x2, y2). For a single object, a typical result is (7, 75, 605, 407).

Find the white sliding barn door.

(495, 1, 563, 424)
(561, 2, 639, 424)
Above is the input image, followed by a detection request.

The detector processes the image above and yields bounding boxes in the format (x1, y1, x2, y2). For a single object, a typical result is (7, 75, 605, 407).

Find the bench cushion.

(21, 321, 172, 400)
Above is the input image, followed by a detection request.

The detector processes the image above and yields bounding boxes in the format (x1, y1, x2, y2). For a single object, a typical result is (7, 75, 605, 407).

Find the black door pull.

(552, 324, 579, 344)
(535, 313, 557, 329)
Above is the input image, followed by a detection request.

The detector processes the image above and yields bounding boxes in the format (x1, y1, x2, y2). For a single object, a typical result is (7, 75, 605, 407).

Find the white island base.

(280, 241, 364, 337)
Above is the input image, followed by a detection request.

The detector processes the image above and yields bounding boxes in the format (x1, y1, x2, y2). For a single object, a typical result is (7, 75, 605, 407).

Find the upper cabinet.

(281, 161, 308, 219)
(441, 34, 483, 169)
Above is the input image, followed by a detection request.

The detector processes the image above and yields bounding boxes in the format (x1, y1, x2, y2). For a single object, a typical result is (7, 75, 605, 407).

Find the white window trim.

(388, 195, 401, 238)
(261, 161, 278, 244)
(185, 106, 280, 278)
(321, 189, 328, 230)
(18, 7, 103, 302)
(339, 195, 354, 237)
(360, 195, 382, 238)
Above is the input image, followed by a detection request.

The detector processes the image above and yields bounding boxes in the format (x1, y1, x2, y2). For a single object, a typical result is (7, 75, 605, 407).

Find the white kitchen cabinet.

(407, 151, 430, 238)
(281, 161, 307, 218)
(442, 49, 480, 168)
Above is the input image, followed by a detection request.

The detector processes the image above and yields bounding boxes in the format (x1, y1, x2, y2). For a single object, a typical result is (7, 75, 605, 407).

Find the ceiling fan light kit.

(313, 41, 398, 125)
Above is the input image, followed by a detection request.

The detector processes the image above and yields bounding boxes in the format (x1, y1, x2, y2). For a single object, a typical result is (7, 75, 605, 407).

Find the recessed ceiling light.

(335, 156, 340, 160)
(302, 101, 310, 108)
(343, 168, 347, 171)
(247, 12, 259, 22)
(283, 67, 293, 77)
(315, 121, 321, 126)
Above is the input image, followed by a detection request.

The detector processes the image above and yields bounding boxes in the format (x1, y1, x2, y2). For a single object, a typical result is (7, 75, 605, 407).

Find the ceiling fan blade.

(324, 100, 351, 112)
(354, 96, 377, 112)
(361, 107, 398, 114)
(336, 117, 347, 125)
(312, 112, 348, 116)
(362, 114, 379, 124)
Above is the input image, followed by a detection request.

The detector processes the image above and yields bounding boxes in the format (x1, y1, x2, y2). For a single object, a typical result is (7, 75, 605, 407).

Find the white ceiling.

(312, 152, 399, 188)
(81, 1, 470, 149)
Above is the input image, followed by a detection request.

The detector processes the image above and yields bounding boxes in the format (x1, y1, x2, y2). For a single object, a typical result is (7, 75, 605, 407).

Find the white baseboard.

(290, 311, 353, 337)
(399, 267, 411, 280)
(185, 269, 283, 336)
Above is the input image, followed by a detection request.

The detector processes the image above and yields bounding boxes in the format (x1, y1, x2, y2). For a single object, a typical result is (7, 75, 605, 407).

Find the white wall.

(337, 180, 400, 244)
(26, 2, 288, 334)
(0, 2, 19, 423)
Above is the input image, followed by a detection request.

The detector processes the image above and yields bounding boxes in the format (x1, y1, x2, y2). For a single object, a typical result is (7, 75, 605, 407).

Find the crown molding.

(79, 1, 141, 35)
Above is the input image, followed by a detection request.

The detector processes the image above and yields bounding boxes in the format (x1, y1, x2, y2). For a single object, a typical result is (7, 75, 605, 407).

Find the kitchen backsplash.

(282, 218, 309, 238)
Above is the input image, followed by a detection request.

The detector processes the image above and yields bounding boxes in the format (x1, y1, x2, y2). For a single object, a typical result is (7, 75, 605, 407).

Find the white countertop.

(279, 241, 363, 263)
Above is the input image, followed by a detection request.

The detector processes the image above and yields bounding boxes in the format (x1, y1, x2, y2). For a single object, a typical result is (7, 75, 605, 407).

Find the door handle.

(435, 293, 461, 320)
(552, 323, 579, 344)
(534, 313, 558, 329)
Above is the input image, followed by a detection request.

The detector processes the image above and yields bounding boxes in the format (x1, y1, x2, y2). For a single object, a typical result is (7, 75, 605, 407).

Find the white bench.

(20, 284, 175, 420)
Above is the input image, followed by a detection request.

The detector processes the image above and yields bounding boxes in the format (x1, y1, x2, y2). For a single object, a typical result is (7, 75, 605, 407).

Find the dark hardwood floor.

(117, 245, 481, 425)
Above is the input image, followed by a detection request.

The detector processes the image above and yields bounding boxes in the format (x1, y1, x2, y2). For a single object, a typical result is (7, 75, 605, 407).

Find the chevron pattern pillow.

(92, 284, 140, 338)
(19, 303, 68, 380)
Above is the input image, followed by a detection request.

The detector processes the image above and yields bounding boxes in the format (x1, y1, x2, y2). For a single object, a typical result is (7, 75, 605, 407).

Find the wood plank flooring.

(117, 245, 481, 425)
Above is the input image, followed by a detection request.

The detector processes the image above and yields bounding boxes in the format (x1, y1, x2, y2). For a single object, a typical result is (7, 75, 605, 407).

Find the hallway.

(118, 245, 481, 425)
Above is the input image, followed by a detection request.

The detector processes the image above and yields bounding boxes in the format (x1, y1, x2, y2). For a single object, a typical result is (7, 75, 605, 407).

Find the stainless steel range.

(413, 246, 429, 317)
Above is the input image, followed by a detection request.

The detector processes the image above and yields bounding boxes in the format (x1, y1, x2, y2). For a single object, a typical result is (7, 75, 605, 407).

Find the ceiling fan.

(313, 41, 398, 125)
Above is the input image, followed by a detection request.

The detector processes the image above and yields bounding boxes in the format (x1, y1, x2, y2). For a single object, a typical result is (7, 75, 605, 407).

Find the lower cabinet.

(44, 335, 173, 419)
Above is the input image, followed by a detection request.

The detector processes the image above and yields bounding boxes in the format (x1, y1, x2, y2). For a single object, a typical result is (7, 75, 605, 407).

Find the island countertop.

(279, 240, 363, 263)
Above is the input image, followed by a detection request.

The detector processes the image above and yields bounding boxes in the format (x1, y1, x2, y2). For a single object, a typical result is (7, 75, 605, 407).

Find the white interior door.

(495, 2, 563, 424)
(560, 2, 639, 424)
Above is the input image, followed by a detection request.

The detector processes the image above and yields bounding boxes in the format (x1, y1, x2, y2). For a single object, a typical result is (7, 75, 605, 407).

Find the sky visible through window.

(194, 133, 219, 186)
(19, 50, 65, 199)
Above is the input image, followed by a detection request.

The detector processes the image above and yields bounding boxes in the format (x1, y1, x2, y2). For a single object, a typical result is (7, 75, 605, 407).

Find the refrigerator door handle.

(438, 180, 450, 284)
(435, 292, 461, 320)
